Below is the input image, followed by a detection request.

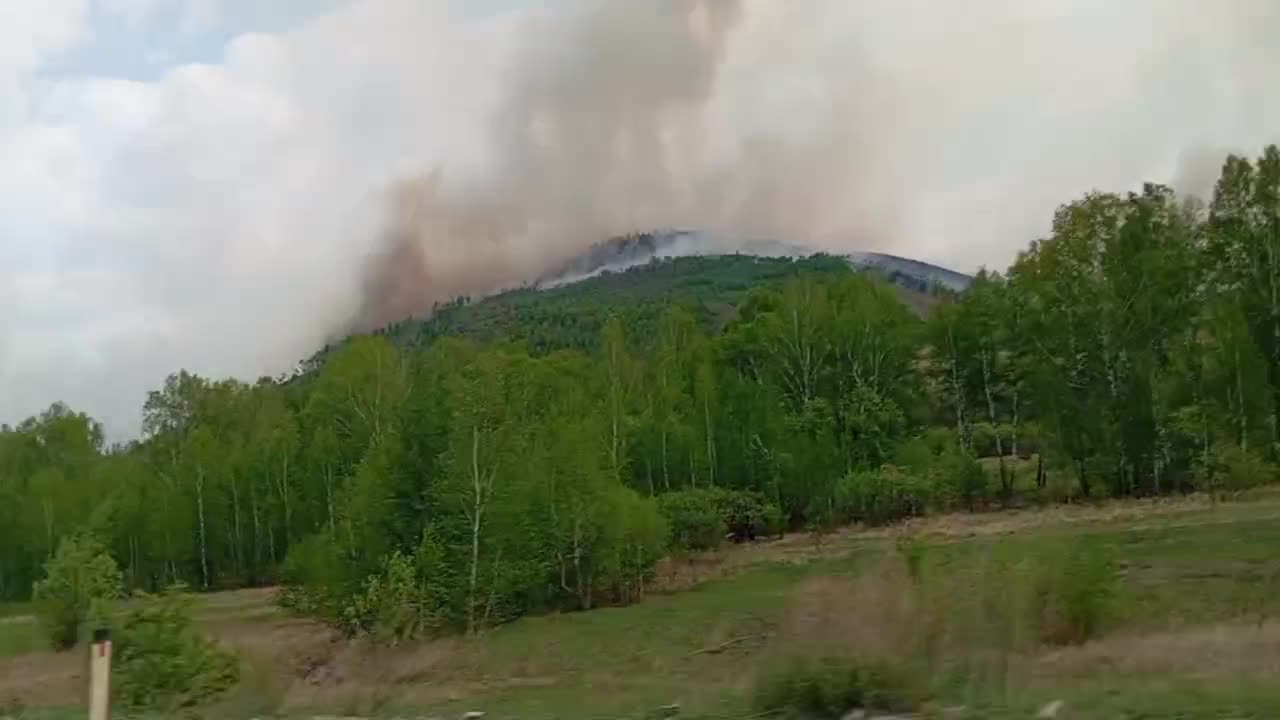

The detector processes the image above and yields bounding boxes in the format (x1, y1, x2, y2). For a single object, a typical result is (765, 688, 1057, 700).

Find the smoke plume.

(5, 0, 1280, 438)
(352, 0, 901, 330)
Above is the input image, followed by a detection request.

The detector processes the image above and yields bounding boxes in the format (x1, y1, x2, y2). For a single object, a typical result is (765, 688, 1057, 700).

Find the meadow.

(5, 490, 1280, 719)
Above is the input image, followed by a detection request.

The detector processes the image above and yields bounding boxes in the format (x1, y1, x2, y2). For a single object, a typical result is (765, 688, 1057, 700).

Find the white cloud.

(1, 0, 1278, 437)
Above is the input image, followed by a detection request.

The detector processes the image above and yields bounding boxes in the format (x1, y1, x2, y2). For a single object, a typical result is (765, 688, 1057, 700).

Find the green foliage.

(1032, 537, 1118, 645)
(936, 446, 991, 510)
(658, 487, 781, 550)
(834, 465, 933, 526)
(277, 533, 351, 620)
(8, 145, 1280, 661)
(342, 550, 441, 644)
(715, 488, 779, 540)
(752, 655, 925, 718)
(658, 489, 726, 551)
(114, 587, 240, 712)
(893, 434, 989, 510)
(1208, 443, 1269, 491)
(31, 533, 121, 650)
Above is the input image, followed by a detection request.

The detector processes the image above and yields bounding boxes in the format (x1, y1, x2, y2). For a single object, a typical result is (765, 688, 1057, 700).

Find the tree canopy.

(5, 146, 1280, 638)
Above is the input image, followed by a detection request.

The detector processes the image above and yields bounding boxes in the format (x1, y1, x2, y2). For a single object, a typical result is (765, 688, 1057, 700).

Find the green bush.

(894, 433, 988, 511)
(114, 587, 240, 712)
(658, 489, 727, 550)
(1033, 537, 1118, 645)
(760, 502, 786, 538)
(1213, 444, 1276, 495)
(32, 533, 122, 650)
(717, 489, 778, 541)
(934, 446, 989, 510)
(834, 465, 933, 526)
(343, 550, 441, 644)
(753, 655, 924, 718)
(658, 488, 783, 550)
(589, 488, 668, 605)
(278, 533, 357, 623)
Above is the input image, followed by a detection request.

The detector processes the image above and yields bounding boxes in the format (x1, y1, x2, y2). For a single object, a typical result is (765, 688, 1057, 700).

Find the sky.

(1, 0, 1278, 438)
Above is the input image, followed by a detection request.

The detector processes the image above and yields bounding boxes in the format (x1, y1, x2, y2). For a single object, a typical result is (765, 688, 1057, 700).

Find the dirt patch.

(278, 634, 558, 714)
(1035, 620, 1280, 682)
(0, 650, 82, 712)
(776, 559, 921, 660)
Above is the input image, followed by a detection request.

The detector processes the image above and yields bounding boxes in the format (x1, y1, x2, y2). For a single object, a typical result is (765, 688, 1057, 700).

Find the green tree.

(33, 533, 122, 650)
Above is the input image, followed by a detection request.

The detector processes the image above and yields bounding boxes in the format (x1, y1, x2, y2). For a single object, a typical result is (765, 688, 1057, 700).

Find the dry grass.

(1036, 620, 1280, 682)
(778, 566, 921, 661)
(646, 490, 1280, 598)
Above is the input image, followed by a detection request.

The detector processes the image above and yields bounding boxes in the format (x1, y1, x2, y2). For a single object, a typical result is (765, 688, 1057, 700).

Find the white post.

(89, 627, 112, 720)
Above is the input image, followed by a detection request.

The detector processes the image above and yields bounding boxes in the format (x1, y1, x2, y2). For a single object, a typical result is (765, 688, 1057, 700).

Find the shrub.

(834, 465, 933, 526)
(934, 446, 989, 510)
(760, 502, 786, 538)
(114, 587, 240, 712)
(1032, 537, 1117, 645)
(658, 489, 727, 550)
(589, 488, 668, 605)
(32, 533, 122, 650)
(278, 533, 354, 622)
(342, 550, 441, 644)
(1213, 444, 1276, 496)
(718, 489, 778, 541)
(658, 488, 783, 550)
(894, 433, 988, 512)
(752, 655, 924, 718)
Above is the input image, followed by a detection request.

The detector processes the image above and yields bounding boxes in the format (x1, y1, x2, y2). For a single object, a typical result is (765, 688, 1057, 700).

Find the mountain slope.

(537, 230, 972, 293)
(379, 253, 855, 355)
(303, 234, 971, 369)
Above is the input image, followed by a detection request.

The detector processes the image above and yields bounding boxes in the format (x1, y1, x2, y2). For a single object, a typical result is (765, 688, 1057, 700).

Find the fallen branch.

(687, 634, 765, 656)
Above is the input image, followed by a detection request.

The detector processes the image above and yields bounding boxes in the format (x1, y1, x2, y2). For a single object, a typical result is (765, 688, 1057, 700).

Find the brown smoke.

(352, 0, 759, 330)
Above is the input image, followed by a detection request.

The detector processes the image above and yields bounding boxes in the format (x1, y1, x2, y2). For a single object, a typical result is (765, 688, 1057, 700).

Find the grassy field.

(4, 492, 1280, 718)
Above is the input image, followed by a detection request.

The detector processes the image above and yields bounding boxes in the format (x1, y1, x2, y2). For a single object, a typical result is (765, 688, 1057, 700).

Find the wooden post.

(89, 627, 112, 720)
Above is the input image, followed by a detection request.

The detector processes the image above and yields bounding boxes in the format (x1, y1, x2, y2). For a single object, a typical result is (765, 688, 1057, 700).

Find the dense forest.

(3, 146, 1279, 639)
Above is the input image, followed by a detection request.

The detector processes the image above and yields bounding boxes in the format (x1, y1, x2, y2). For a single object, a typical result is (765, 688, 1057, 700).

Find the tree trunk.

(979, 347, 1009, 497)
(230, 474, 243, 577)
(1010, 385, 1020, 458)
(324, 464, 336, 538)
(468, 426, 484, 636)
(42, 499, 54, 559)
(610, 371, 623, 481)
(196, 465, 209, 590)
(1236, 346, 1248, 451)
(704, 388, 716, 486)
(250, 478, 261, 575)
(572, 518, 589, 610)
(660, 430, 670, 490)
(1270, 250, 1280, 456)
(278, 454, 291, 544)
(946, 323, 969, 449)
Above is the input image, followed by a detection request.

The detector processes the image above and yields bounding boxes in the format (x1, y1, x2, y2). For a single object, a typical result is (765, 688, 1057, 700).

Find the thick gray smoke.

(352, 0, 902, 330)
(352, 0, 1280, 331)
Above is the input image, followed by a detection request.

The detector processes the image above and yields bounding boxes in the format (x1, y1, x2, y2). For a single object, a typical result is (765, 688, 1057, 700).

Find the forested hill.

(314, 251, 953, 366)
(385, 254, 853, 352)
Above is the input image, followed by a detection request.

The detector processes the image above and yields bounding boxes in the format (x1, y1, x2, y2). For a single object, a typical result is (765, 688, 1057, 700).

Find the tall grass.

(753, 532, 1121, 717)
